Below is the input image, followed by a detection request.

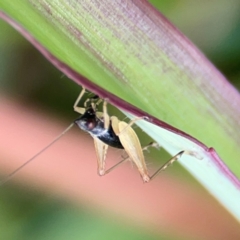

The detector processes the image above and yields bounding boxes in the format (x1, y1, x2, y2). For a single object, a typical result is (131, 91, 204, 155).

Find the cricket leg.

(73, 87, 87, 114)
(102, 100, 110, 130)
(111, 117, 150, 182)
(93, 137, 109, 176)
(150, 150, 185, 180)
(84, 95, 102, 111)
(104, 142, 159, 175)
(104, 157, 129, 174)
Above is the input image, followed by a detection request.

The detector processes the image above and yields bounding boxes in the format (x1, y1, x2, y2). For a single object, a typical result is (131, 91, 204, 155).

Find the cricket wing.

(93, 137, 109, 176)
(116, 120, 150, 182)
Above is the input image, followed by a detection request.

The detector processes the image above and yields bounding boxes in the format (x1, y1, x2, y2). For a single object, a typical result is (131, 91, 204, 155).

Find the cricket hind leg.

(104, 142, 159, 175)
(150, 150, 185, 180)
(97, 98, 185, 181)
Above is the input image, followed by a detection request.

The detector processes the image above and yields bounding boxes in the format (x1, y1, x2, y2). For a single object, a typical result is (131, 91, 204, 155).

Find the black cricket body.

(74, 107, 124, 149)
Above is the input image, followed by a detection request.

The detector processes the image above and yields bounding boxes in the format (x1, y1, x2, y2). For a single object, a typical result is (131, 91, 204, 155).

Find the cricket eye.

(86, 119, 96, 130)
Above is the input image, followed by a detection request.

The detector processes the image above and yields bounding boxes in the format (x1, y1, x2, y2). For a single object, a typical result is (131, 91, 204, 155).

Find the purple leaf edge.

(1, 11, 239, 190)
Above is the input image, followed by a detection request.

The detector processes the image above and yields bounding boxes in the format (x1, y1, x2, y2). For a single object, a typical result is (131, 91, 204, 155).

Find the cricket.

(73, 88, 184, 182)
(1, 87, 185, 185)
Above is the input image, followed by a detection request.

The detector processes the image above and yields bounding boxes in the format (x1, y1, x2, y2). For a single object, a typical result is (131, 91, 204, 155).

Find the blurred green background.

(0, 1, 240, 240)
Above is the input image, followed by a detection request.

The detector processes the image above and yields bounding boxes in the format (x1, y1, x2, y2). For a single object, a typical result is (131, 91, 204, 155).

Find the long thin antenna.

(0, 123, 75, 186)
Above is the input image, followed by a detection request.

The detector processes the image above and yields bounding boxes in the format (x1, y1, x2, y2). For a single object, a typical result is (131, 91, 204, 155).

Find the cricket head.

(74, 107, 103, 134)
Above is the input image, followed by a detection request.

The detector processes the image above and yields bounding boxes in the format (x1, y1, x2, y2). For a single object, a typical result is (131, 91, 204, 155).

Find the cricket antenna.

(0, 123, 75, 186)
